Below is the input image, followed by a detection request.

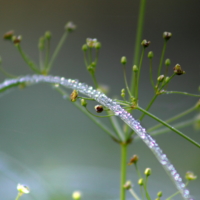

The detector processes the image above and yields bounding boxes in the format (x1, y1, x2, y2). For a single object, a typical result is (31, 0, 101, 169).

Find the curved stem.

(164, 91, 200, 97)
(137, 106, 200, 148)
(129, 188, 141, 200)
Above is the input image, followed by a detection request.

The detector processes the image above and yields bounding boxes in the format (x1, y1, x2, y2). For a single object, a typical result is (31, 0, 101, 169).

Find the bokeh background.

(0, 0, 200, 199)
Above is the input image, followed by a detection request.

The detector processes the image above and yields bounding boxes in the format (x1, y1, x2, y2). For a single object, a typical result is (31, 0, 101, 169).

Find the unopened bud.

(163, 32, 172, 40)
(82, 44, 88, 51)
(123, 181, 132, 190)
(3, 30, 14, 40)
(38, 37, 45, 50)
(81, 99, 87, 107)
(70, 90, 78, 102)
(173, 64, 185, 75)
(157, 191, 162, 197)
(164, 76, 170, 83)
(185, 171, 197, 181)
(121, 56, 127, 65)
(138, 178, 143, 186)
(94, 105, 104, 113)
(133, 65, 138, 72)
(157, 75, 165, 82)
(144, 168, 151, 176)
(165, 58, 171, 66)
(65, 21, 76, 32)
(95, 42, 101, 49)
(121, 88, 125, 98)
(86, 38, 98, 48)
(12, 35, 22, 44)
(45, 31, 52, 40)
(128, 155, 139, 165)
(148, 51, 154, 59)
(72, 191, 81, 200)
(141, 40, 150, 48)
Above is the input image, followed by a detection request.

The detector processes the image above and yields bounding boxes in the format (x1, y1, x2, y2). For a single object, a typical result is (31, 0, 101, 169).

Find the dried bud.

(138, 178, 143, 186)
(17, 183, 30, 194)
(163, 32, 172, 40)
(185, 171, 197, 181)
(141, 40, 150, 48)
(70, 90, 78, 102)
(165, 58, 171, 66)
(3, 30, 14, 40)
(128, 155, 139, 165)
(81, 99, 87, 107)
(12, 35, 22, 44)
(65, 21, 76, 32)
(173, 64, 185, 75)
(86, 38, 98, 48)
(94, 105, 104, 113)
(121, 56, 127, 65)
(123, 181, 132, 190)
(157, 75, 165, 82)
(72, 191, 81, 200)
(82, 44, 88, 51)
(157, 191, 162, 197)
(144, 168, 151, 176)
(148, 51, 154, 59)
(45, 31, 52, 40)
(133, 65, 138, 72)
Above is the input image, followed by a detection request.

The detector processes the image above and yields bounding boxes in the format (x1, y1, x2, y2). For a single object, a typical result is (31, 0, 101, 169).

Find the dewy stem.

(120, 144, 127, 200)
(47, 30, 69, 72)
(137, 106, 200, 148)
(164, 91, 200, 97)
(148, 106, 197, 132)
(157, 40, 167, 77)
(130, 0, 146, 94)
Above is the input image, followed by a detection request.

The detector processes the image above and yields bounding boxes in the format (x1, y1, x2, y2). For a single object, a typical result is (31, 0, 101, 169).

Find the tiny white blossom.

(17, 183, 30, 194)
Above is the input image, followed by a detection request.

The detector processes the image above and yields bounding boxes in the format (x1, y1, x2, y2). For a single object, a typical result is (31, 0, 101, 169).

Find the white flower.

(17, 183, 30, 194)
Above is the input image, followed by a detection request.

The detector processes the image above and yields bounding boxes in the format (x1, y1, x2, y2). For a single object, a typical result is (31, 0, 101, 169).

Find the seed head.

(173, 64, 185, 75)
(163, 32, 172, 40)
(65, 21, 76, 32)
(128, 155, 139, 165)
(141, 40, 150, 48)
(70, 90, 78, 102)
(12, 35, 22, 45)
(3, 30, 14, 40)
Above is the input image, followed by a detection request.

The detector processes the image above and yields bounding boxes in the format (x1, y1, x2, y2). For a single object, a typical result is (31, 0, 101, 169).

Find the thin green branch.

(131, 0, 147, 93)
(143, 176, 151, 200)
(149, 59, 155, 89)
(0, 67, 17, 78)
(148, 106, 197, 132)
(123, 64, 133, 97)
(85, 107, 114, 118)
(163, 91, 200, 97)
(129, 188, 141, 200)
(137, 106, 200, 148)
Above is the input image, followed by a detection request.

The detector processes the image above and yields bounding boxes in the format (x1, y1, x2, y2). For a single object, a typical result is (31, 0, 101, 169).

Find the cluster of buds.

(3, 30, 22, 45)
(86, 38, 101, 49)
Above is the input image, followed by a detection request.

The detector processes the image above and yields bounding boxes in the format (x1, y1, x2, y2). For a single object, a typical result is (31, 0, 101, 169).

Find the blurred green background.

(0, 1, 200, 199)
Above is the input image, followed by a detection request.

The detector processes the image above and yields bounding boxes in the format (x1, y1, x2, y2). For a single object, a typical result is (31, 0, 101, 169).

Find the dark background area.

(0, 1, 200, 199)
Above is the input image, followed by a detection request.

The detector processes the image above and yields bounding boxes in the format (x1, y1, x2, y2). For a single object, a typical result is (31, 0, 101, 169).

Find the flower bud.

(70, 90, 78, 102)
(157, 191, 162, 197)
(157, 75, 165, 82)
(45, 31, 52, 40)
(163, 32, 172, 40)
(65, 21, 76, 32)
(12, 35, 22, 44)
(173, 64, 185, 75)
(17, 183, 30, 194)
(164, 76, 170, 84)
(38, 37, 45, 50)
(86, 38, 98, 48)
(144, 168, 151, 176)
(138, 178, 143, 186)
(121, 88, 125, 98)
(128, 155, 139, 165)
(81, 99, 87, 107)
(185, 171, 197, 181)
(141, 40, 150, 48)
(82, 44, 88, 51)
(94, 105, 104, 113)
(72, 191, 81, 200)
(121, 56, 127, 65)
(165, 58, 171, 66)
(3, 30, 14, 40)
(148, 51, 154, 59)
(95, 42, 101, 49)
(123, 181, 132, 190)
(133, 65, 138, 72)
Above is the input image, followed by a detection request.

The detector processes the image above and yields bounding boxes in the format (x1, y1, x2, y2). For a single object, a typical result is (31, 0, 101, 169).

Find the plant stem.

(164, 91, 200, 97)
(123, 64, 133, 97)
(148, 106, 197, 132)
(90, 72, 99, 88)
(46, 31, 68, 72)
(137, 106, 200, 148)
(157, 40, 167, 77)
(143, 176, 151, 200)
(15, 193, 22, 200)
(131, 0, 146, 94)
(120, 144, 127, 200)
(139, 94, 158, 121)
(129, 188, 141, 200)
(149, 58, 155, 89)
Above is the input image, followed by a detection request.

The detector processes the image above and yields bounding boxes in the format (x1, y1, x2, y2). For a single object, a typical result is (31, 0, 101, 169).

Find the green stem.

(15, 193, 22, 200)
(137, 106, 200, 148)
(131, 0, 146, 93)
(129, 188, 141, 200)
(17, 45, 40, 73)
(135, 48, 145, 100)
(90, 72, 99, 88)
(157, 40, 167, 77)
(139, 94, 158, 121)
(159, 73, 175, 90)
(148, 106, 197, 132)
(46, 30, 69, 72)
(44, 39, 50, 68)
(0, 67, 17, 78)
(120, 144, 127, 200)
(143, 176, 151, 200)
(164, 91, 200, 97)
(123, 64, 133, 97)
(83, 51, 88, 67)
(149, 59, 155, 89)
